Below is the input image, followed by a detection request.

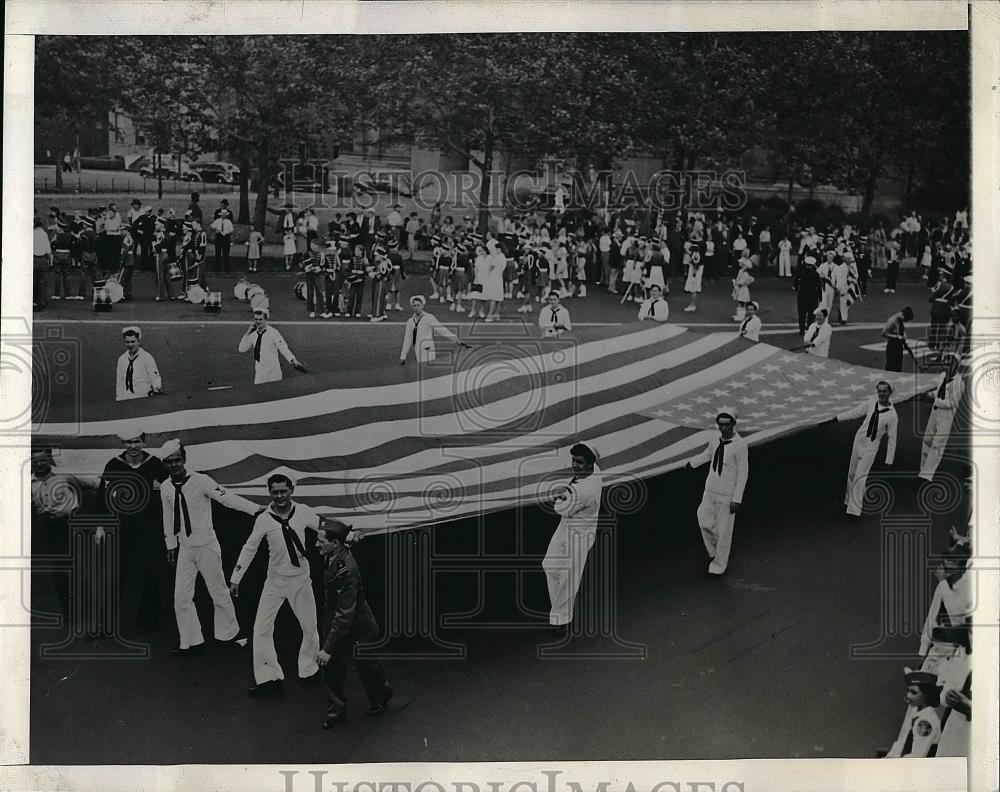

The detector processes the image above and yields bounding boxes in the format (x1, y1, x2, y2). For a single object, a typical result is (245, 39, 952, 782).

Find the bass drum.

(104, 275, 125, 303)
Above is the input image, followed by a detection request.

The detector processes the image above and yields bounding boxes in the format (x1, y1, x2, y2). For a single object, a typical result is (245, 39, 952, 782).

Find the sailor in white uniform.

(738, 300, 762, 341)
(919, 353, 964, 481)
(237, 306, 306, 384)
(116, 326, 162, 401)
(542, 443, 604, 628)
(637, 283, 670, 323)
(159, 440, 260, 654)
(686, 408, 749, 575)
(539, 290, 573, 337)
(230, 473, 322, 696)
(841, 381, 898, 517)
(399, 294, 469, 364)
(802, 308, 833, 357)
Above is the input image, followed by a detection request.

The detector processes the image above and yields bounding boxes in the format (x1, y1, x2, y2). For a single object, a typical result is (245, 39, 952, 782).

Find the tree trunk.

(238, 142, 251, 225)
(476, 123, 494, 234)
(253, 139, 271, 234)
(55, 160, 63, 190)
(157, 151, 163, 200)
(787, 172, 794, 207)
(861, 170, 879, 221)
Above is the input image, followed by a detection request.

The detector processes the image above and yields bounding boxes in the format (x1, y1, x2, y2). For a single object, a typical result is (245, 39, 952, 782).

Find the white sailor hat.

(121, 325, 142, 339)
(116, 426, 145, 442)
(804, 255, 817, 265)
(813, 307, 828, 317)
(410, 294, 427, 306)
(716, 408, 737, 423)
(747, 301, 759, 311)
(159, 439, 184, 460)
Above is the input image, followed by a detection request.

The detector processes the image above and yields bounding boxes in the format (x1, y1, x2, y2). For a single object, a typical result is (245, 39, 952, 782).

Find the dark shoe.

(322, 712, 345, 729)
(217, 635, 246, 649)
(247, 679, 285, 698)
(170, 643, 205, 657)
(298, 671, 321, 686)
(367, 688, 394, 716)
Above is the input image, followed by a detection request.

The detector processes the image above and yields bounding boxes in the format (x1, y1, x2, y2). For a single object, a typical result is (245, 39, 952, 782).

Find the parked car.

(193, 162, 241, 184)
(139, 164, 188, 179)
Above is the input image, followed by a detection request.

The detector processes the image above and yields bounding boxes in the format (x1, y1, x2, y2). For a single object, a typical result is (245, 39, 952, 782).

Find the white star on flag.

(808, 362, 826, 371)
(747, 372, 766, 381)
(693, 395, 711, 404)
(759, 389, 776, 397)
(803, 389, 821, 396)
(789, 373, 810, 382)
(818, 379, 838, 387)
(763, 363, 782, 372)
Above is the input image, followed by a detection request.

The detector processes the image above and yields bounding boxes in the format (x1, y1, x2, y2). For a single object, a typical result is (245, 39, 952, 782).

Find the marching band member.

(302, 251, 324, 319)
(919, 353, 964, 481)
(345, 243, 368, 319)
(738, 301, 762, 341)
(367, 245, 389, 322)
(429, 235, 446, 302)
(116, 326, 162, 401)
(387, 238, 406, 313)
(841, 381, 898, 518)
(399, 295, 470, 364)
(238, 306, 307, 384)
(686, 409, 749, 576)
(637, 283, 669, 323)
(802, 308, 833, 358)
(542, 443, 604, 629)
(539, 290, 572, 337)
(159, 440, 259, 655)
(230, 474, 322, 697)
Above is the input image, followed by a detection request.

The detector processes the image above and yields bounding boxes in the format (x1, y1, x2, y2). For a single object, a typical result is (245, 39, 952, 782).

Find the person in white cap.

(230, 473, 322, 697)
(116, 326, 162, 401)
(685, 409, 749, 576)
(802, 308, 833, 358)
(100, 428, 170, 635)
(738, 301, 762, 341)
(399, 295, 469, 364)
(238, 306, 307, 384)
(882, 668, 943, 758)
(638, 283, 670, 323)
(542, 442, 604, 629)
(840, 380, 898, 518)
(159, 439, 260, 655)
(919, 353, 964, 481)
(539, 290, 572, 337)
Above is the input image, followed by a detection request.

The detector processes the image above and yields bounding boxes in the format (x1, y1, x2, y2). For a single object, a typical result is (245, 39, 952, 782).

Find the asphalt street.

(27, 270, 970, 764)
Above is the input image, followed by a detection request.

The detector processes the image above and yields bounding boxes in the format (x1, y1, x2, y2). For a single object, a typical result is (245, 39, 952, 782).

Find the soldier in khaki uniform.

(316, 519, 393, 728)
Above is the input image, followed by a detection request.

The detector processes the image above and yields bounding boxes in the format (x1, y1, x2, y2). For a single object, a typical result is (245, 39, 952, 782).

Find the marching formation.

(31, 195, 974, 750)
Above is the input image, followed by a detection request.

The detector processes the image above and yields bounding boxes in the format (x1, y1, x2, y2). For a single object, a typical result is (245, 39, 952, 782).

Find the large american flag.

(33, 323, 934, 535)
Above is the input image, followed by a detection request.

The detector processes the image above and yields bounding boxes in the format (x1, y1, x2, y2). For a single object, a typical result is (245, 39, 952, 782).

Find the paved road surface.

(27, 274, 968, 764)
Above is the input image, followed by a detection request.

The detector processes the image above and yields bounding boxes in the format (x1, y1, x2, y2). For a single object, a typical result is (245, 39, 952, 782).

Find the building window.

(136, 132, 147, 146)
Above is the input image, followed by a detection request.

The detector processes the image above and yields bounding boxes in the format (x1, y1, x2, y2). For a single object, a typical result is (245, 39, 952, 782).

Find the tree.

(189, 37, 362, 232)
(115, 37, 212, 200)
(35, 37, 124, 190)
(370, 34, 638, 231)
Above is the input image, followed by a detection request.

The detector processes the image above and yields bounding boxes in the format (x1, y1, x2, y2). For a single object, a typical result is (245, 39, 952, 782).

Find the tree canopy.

(35, 31, 970, 218)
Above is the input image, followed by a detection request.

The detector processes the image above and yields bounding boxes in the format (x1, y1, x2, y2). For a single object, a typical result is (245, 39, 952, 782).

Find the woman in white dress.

(684, 249, 704, 312)
(483, 239, 506, 322)
(468, 243, 491, 319)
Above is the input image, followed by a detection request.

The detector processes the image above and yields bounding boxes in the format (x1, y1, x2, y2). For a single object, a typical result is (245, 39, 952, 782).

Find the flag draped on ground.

(33, 323, 934, 534)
